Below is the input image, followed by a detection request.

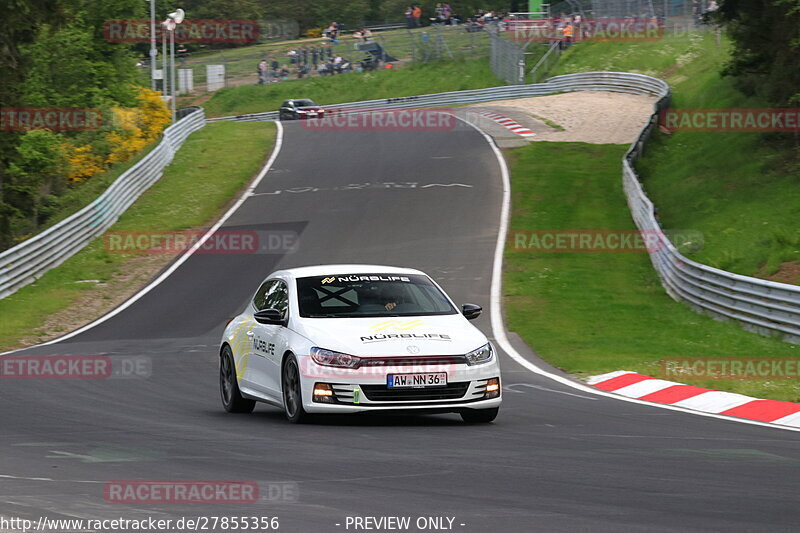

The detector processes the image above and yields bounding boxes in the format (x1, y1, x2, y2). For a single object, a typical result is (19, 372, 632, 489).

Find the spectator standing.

(562, 23, 574, 49)
(434, 3, 445, 24)
(326, 22, 339, 43)
(311, 47, 319, 66)
(405, 6, 414, 28)
(412, 5, 422, 27)
(257, 59, 267, 85)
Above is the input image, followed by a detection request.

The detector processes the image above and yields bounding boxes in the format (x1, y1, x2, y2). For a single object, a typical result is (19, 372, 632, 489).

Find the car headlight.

(465, 343, 493, 366)
(310, 347, 362, 369)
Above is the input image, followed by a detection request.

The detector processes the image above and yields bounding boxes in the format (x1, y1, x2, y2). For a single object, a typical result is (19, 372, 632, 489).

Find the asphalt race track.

(2, 118, 800, 533)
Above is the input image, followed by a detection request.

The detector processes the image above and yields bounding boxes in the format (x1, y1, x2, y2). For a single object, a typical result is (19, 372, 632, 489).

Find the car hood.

(292, 314, 487, 356)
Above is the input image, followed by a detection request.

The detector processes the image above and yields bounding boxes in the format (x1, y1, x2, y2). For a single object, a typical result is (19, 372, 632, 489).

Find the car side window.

(262, 280, 290, 319)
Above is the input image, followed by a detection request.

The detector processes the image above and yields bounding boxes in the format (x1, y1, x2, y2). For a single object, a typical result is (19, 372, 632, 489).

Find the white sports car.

(219, 265, 501, 423)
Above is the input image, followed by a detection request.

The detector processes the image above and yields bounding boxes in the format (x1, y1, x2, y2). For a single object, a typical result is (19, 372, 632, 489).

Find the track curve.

(1, 119, 799, 532)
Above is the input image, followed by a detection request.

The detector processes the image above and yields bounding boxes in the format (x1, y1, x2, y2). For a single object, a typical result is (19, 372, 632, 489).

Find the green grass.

(504, 142, 800, 402)
(0, 121, 276, 351)
(160, 25, 490, 87)
(553, 31, 800, 280)
(203, 57, 504, 117)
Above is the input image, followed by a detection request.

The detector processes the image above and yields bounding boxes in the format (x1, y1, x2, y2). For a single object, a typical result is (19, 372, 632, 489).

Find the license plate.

(387, 372, 447, 388)
(308, 112, 317, 117)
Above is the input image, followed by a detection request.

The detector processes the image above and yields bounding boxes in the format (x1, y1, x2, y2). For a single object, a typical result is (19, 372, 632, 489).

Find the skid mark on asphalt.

(503, 383, 599, 400)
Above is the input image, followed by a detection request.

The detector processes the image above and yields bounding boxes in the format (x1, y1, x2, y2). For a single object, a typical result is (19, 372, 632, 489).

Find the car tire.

(220, 345, 256, 413)
(282, 354, 310, 424)
(460, 407, 499, 424)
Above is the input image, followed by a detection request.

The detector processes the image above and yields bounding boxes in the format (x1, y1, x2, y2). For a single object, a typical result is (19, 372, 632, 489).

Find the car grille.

(359, 382, 470, 402)
(358, 355, 468, 367)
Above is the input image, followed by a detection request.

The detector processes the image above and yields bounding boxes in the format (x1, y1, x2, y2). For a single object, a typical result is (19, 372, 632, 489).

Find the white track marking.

(585, 370, 633, 384)
(1, 122, 284, 354)
(452, 114, 800, 434)
(612, 379, 678, 398)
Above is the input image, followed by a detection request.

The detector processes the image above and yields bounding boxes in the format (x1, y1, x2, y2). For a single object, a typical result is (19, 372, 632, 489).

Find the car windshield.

(295, 100, 318, 108)
(296, 274, 457, 318)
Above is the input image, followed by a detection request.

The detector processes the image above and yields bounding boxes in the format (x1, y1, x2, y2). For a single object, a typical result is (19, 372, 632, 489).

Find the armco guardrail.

(212, 71, 800, 343)
(0, 108, 206, 299)
(207, 72, 669, 123)
(624, 92, 800, 344)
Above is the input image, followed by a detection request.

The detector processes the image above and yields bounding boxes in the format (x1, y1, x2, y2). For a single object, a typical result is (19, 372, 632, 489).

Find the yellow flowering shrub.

(135, 86, 171, 142)
(62, 86, 171, 182)
(64, 143, 105, 183)
(106, 87, 170, 165)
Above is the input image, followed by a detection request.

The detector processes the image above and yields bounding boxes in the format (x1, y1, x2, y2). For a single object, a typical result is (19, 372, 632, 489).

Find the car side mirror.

(254, 309, 286, 325)
(462, 303, 482, 320)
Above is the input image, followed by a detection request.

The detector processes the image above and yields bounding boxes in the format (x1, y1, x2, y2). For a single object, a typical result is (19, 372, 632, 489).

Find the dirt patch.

(760, 261, 800, 285)
(470, 90, 658, 145)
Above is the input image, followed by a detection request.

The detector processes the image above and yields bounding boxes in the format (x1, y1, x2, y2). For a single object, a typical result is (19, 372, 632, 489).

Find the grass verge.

(0, 121, 276, 351)
(202, 57, 504, 117)
(504, 142, 800, 402)
(554, 31, 800, 282)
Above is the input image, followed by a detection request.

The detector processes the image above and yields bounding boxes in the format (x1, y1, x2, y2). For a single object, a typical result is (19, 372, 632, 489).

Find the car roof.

(270, 264, 426, 279)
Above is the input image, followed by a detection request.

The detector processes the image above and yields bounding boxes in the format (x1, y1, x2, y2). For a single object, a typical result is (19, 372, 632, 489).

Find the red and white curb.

(478, 111, 536, 137)
(588, 371, 800, 428)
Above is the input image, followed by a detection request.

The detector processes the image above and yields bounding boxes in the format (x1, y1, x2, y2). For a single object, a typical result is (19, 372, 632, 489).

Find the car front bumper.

(296, 355, 502, 414)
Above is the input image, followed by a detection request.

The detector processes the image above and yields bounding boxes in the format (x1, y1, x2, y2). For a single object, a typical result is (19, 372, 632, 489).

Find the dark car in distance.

(279, 99, 326, 120)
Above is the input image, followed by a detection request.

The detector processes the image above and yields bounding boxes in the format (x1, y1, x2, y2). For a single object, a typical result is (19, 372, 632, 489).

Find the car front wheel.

(282, 354, 309, 423)
(220, 345, 256, 413)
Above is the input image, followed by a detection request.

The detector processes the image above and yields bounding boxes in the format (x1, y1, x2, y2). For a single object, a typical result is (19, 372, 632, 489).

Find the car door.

(249, 279, 290, 399)
(279, 100, 292, 120)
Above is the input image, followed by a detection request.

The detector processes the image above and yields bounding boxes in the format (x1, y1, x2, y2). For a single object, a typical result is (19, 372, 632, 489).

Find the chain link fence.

(488, 25, 526, 84)
(157, 24, 492, 95)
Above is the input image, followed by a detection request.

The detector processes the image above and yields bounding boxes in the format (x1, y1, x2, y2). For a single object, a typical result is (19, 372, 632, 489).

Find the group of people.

(404, 6, 423, 28)
(406, 4, 466, 27)
(351, 28, 374, 43)
(258, 44, 378, 83)
(257, 46, 333, 83)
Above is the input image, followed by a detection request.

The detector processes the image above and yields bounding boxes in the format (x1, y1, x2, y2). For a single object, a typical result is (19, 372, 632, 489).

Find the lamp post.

(161, 19, 169, 97)
(149, 0, 157, 91)
(163, 8, 184, 123)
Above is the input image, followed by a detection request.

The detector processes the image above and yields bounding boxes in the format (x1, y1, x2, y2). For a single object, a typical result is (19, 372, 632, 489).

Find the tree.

(717, 0, 800, 105)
